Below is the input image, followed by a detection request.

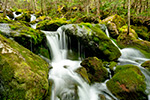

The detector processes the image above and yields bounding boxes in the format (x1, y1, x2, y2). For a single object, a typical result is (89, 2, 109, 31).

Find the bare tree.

(127, 0, 130, 35)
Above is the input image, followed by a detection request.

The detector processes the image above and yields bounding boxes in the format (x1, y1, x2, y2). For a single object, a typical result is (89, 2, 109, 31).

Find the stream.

(2, 14, 150, 100)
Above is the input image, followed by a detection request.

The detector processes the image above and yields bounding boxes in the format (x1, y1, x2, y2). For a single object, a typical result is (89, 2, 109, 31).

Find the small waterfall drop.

(43, 25, 116, 100)
(13, 12, 22, 20)
(30, 14, 36, 22)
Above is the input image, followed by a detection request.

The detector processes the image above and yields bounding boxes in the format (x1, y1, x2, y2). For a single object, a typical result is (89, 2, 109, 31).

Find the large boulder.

(0, 22, 50, 59)
(106, 64, 147, 100)
(80, 57, 109, 83)
(36, 18, 69, 31)
(0, 34, 49, 99)
(64, 23, 121, 61)
(102, 14, 126, 38)
(117, 25, 150, 58)
(141, 60, 150, 71)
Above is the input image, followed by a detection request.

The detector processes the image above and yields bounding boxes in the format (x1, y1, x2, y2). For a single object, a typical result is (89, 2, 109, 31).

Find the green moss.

(37, 18, 69, 31)
(141, 60, 150, 71)
(106, 64, 146, 100)
(109, 61, 117, 71)
(81, 57, 109, 83)
(0, 34, 49, 99)
(131, 25, 150, 41)
(102, 14, 126, 30)
(76, 67, 91, 83)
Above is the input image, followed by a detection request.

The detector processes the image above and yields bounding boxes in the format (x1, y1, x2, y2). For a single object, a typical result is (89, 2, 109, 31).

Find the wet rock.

(106, 64, 147, 100)
(0, 34, 49, 100)
(141, 60, 150, 71)
(0, 22, 50, 59)
(64, 23, 121, 61)
(15, 12, 31, 22)
(80, 57, 109, 83)
(131, 25, 150, 41)
(102, 14, 126, 38)
(76, 67, 91, 83)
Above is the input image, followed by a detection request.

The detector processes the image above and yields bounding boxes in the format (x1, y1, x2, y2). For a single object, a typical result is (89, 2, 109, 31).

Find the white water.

(43, 25, 116, 100)
(30, 14, 36, 22)
(31, 23, 37, 29)
(0, 23, 11, 34)
(105, 28, 150, 99)
(13, 12, 23, 20)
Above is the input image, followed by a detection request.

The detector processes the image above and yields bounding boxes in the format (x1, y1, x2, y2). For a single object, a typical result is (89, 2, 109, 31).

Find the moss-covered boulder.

(64, 24, 121, 61)
(0, 22, 50, 59)
(106, 64, 147, 100)
(0, 34, 49, 100)
(117, 25, 150, 58)
(102, 14, 126, 38)
(15, 12, 31, 22)
(131, 25, 150, 41)
(141, 60, 150, 71)
(80, 57, 109, 83)
(36, 18, 69, 31)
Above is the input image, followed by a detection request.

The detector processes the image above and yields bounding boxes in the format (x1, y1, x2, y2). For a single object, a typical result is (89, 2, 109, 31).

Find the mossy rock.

(106, 64, 147, 100)
(117, 25, 150, 58)
(75, 67, 91, 83)
(0, 22, 50, 59)
(102, 14, 126, 30)
(141, 60, 150, 71)
(0, 16, 13, 23)
(0, 34, 49, 100)
(6, 10, 14, 19)
(107, 22, 119, 38)
(80, 57, 109, 83)
(30, 16, 51, 24)
(131, 25, 150, 41)
(65, 24, 121, 61)
(36, 18, 69, 31)
(15, 12, 31, 22)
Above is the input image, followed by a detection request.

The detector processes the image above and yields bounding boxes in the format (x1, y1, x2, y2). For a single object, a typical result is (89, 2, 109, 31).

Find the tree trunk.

(3, 0, 8, 17)
(41, 0, 43, 14)
(127, 0, 130, 35)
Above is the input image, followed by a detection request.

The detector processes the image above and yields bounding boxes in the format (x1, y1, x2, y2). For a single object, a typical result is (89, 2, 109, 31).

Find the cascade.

(30, 14, 37, 29)
(30, 14, 36, 22)
(13, 12, 22, 20)
(43, 25, 116, 100)
(105, 26, 150, 99)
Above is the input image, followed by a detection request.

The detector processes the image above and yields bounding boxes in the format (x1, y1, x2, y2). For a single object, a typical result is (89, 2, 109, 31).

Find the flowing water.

(42, 25, 117, 100)
(43, 24, 150, 100)
(30, 15, 37, 29)
(0, 19, 150, 99)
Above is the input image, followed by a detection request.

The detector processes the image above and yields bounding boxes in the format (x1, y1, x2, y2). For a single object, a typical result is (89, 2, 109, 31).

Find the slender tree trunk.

(3, 0, 8, 17)
(96, 0, 100, 16)
(127, 0, 130, 35)
(41, 0, 43, 14)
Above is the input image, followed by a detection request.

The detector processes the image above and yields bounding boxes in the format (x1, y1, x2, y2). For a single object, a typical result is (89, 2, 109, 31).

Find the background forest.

(0, 0, 150, 20)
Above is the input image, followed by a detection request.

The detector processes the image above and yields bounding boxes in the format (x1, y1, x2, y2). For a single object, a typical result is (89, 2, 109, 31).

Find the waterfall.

(31, 23, 37, 29)
(13, 12, 22, 20)
(43, 25, 116, 100)
(30, 14, 36, 22)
